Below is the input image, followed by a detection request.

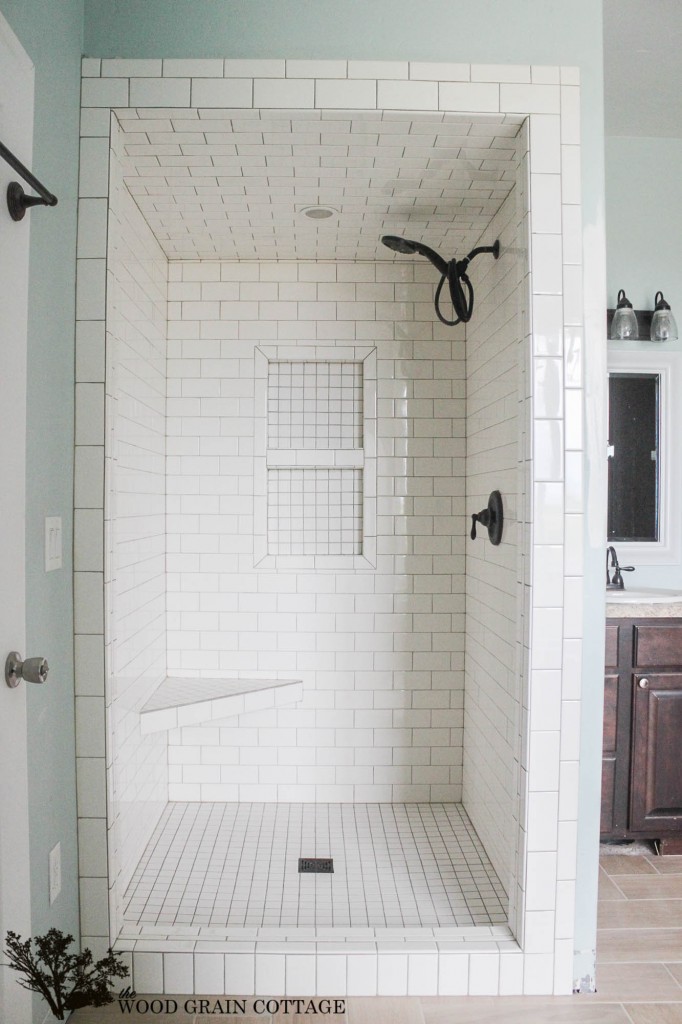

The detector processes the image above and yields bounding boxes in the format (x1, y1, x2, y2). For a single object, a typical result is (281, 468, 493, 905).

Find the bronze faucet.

(606, 545, 635, 590)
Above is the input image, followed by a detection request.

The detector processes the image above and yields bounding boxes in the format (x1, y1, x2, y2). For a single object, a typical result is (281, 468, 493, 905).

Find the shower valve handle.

(469, 491, 504, 546)
(470, 510, 491, 540)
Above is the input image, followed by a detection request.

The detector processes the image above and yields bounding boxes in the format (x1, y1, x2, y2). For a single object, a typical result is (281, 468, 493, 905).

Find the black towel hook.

(470, 490, 504, 545)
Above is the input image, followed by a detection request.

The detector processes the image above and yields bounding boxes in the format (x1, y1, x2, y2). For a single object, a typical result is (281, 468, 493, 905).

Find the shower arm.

(451, 240, 501, 278)
(464, 241, 501, 264)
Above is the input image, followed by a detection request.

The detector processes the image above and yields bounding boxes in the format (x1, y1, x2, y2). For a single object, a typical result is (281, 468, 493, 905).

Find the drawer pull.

(639, 678, 650, 688)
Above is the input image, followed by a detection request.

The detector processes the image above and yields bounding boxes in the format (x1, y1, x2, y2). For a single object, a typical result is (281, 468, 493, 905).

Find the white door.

(0, 14, 34, 1024)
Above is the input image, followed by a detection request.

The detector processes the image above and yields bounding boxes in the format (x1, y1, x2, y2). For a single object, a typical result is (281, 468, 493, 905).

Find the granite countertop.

(606, 588, 682, 618)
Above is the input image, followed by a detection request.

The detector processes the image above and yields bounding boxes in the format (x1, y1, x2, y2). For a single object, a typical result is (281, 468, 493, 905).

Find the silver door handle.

(5, 651, 49, 688)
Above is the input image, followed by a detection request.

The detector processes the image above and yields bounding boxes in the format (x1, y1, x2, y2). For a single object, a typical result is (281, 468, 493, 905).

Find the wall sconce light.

(650, 291, 678, 342)
(609, 289, 639, 340)
(607, 290, 678, 342)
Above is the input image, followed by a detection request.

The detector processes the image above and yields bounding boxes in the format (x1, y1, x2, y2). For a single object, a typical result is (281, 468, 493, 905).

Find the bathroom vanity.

(602, 592, 682, 852)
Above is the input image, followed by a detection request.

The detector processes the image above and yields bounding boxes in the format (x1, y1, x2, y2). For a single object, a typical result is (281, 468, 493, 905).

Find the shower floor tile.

(122, 802, 508, 930)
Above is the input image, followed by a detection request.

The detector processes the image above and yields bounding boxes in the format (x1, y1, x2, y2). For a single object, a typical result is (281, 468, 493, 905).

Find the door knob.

(5, 651, 49, 688)
(638, 678, 649, 689)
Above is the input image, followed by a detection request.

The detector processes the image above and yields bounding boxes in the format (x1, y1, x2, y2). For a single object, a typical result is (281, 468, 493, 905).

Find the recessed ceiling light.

(300, 205, 338, 220)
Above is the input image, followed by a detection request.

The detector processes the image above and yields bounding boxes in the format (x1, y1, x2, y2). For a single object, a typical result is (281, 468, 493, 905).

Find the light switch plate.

(49, 842, 61, 905)
(44, 516, 62, 572)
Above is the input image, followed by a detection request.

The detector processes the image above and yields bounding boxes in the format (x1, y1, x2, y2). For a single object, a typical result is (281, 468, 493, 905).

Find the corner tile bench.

(140, 676, 303, 734)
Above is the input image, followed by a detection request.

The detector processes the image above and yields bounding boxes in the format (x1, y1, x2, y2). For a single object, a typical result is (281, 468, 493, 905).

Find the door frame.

(0, 12, 35, 1023)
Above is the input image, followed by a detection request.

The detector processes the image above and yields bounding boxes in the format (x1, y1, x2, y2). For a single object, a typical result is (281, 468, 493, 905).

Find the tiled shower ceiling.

(117, 107, 523, 261)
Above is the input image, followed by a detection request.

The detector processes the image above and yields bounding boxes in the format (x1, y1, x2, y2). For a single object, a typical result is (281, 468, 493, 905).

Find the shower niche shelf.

(140, 676, 303, 734)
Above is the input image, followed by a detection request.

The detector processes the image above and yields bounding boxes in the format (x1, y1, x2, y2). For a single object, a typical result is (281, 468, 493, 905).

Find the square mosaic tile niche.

(268, 361, 364, 450)
(267, 468, 363, 557)
(254, 346, 377, 569)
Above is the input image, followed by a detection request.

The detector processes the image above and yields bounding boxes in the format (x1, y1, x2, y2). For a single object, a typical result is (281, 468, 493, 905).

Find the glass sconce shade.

(610, 288, 639, 340)
(650, 291, 678, 342)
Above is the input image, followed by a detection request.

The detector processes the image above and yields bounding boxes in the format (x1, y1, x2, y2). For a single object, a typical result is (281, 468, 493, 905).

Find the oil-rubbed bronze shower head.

(381, 235, 448, 275)
(380, 234, 500, 326)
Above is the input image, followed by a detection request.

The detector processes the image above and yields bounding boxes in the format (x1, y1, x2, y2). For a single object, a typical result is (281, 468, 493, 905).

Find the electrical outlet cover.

(44, 516, 62, 572)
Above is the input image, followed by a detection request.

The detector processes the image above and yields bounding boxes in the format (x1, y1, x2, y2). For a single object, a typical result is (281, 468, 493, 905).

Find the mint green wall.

(606, 136, 682, 590)
(85, 0, 606, 987)
(0, 2, 82, 1015)
(85, 0, 597, 64)
(606, 136, 682, 321)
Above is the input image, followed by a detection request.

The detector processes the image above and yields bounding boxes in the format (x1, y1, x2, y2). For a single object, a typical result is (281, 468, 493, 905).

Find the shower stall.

(74, 58, 587, 996)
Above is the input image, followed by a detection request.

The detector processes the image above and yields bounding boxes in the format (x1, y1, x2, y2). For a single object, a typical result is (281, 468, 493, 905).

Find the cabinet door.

(630, 673, 682, 832)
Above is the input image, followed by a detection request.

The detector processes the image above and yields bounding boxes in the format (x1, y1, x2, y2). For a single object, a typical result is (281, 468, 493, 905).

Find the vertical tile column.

(104, 118, 169, 939)
(499, 70, 585, 995)
(74, 57, 115, 956)
(463, 144, 528, 911)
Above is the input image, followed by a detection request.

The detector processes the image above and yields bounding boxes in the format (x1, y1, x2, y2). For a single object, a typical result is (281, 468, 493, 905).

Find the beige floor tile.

(348, 997, 424, 1024)
(599, 867, 627, 901)
(600, 855, 658, 876)
(420, 996, 629, 1024)
(647, 857, 682, 875)
(70, 1002, 194, 1023)
(273, 1001, 345, 1024)
(274, 1017, 344, 1024)
(79, 993, 201, 1021)
(598, 899, 682, 929)
(597, 927, 682, 962)
(593, 963, 682, 1001)
(623, 1006, 682, 1024)
(665, 964, 682, 987)
(198, 1015, 265, 1024)
(616, 876, 682, 900)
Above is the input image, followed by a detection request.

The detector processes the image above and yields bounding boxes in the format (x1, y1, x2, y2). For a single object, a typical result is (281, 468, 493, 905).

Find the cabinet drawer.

(634, 624, 682, 667)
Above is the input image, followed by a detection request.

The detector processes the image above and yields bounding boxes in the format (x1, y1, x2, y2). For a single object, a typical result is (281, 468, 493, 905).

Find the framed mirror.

(608, 373, 659, 542)
(607, 350, 681, 564)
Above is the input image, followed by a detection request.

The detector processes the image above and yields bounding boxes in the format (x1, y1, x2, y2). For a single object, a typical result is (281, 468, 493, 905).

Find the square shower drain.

(298, 857, 334, 873)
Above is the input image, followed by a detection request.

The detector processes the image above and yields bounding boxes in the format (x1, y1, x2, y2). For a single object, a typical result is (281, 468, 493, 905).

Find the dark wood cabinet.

(602, 618, 682, 852)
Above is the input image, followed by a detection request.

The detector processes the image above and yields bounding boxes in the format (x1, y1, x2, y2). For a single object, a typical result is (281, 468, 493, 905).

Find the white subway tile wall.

(102, 119, 168, 936)
(166, 258, 468, 800)
(463, 156, 528, 893)
(113, 107, 523, 262)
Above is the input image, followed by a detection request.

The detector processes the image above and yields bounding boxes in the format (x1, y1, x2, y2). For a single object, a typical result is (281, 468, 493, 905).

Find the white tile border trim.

(75, 57, 585, 995)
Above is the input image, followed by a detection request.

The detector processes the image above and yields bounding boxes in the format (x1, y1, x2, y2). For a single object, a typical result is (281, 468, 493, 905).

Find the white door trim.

(0, 11, 34, 1023)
